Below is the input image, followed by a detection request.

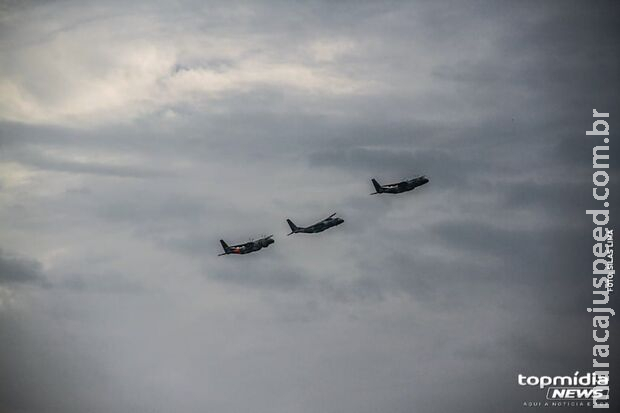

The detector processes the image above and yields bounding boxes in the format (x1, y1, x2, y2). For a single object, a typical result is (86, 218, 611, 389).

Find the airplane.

(370, 175, 429, 194)
(286, 213, 344, 235)
(218, 235, 274, 256)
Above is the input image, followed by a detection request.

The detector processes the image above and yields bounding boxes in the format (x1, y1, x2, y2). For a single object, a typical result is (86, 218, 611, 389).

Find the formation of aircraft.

(286, 213, 344, 235)
(219, 175, 429, 256)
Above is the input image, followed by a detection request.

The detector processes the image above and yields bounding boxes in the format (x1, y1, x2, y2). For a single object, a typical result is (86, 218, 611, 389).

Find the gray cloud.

(0, 248, 44, 285)
(0, 0, 618, 412)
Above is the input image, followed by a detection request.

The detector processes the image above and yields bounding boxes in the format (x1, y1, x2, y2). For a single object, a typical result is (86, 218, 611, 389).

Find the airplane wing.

(327, 213, 337, 219)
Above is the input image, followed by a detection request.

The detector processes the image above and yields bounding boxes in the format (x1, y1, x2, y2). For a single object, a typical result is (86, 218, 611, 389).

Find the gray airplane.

(218, 235, 274, 256)
(286, 213, 344, 235)
(370, 176, 429, 194)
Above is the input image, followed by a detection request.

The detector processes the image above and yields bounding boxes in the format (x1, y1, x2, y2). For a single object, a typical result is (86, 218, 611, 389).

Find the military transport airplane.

(286, 213, 344, 235)
(370, 176, 429, 194)
(218, 235, 274, 256)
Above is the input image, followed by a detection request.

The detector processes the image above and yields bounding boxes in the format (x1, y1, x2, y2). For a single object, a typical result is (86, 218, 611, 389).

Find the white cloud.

(0, 6, 367, 128)
(308, 38, 355, 62)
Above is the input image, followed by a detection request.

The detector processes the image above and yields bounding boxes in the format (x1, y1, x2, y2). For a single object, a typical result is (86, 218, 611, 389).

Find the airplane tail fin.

(286, 219, 299, 235)
(371, 178, 383, 194)
(219, 240, 230, 255)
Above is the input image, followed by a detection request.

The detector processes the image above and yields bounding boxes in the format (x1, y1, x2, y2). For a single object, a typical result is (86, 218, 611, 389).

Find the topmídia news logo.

(518, 372, 609, 408)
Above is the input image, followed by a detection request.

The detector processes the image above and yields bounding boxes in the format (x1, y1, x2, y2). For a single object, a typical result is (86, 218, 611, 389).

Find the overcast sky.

(1, 1, 619, 412)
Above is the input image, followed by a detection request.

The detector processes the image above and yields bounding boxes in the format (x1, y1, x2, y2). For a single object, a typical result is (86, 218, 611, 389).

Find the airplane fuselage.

(296, 217, 344, 233)
(373, 176, 429, 194)
(229, 243, 262, 254)
(220, 237, 274, 255)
